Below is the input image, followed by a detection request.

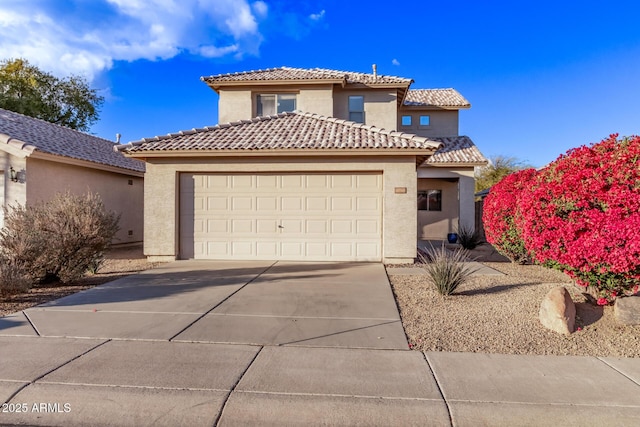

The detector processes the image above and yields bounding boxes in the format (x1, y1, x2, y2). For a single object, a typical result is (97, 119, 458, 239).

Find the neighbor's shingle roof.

(426, 136, 487, 165)
(404, 89, 470, 108)
(202, 66, 413, 86)
(118, 111, 441, 153)
(0, 108, 145, 173)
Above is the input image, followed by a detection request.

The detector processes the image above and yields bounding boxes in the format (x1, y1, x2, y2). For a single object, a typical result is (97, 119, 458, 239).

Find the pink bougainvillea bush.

(483, 168, 537, 263)
(518, 134, 640, 304)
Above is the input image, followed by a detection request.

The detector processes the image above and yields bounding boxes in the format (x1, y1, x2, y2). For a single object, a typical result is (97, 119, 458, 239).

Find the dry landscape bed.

(388, 245, 640, 357)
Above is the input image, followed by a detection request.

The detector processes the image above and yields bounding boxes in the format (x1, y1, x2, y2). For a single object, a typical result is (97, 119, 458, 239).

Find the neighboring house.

(0, 108, 145, 244)
(117, 66, 487, 263)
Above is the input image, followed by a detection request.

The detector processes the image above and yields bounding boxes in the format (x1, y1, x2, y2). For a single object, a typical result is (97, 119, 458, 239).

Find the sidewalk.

(1, 336, 639, 426)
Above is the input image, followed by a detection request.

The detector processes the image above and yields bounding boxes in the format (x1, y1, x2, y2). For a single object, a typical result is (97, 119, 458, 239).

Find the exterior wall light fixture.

(9, 167, 18, 182)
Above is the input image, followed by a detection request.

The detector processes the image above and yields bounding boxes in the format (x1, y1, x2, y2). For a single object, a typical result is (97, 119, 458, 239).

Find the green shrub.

(0, 192, 119, 285)
(420, 245, 476, 296)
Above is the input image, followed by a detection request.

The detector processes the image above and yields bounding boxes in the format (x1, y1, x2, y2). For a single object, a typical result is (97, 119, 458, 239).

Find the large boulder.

(614, 296, 640, 325)
(539, 287, 576, 335)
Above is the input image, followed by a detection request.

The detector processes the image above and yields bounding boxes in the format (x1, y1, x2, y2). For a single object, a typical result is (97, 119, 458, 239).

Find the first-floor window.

(257, 94, 297, 116)
(418, 190, 442, 211)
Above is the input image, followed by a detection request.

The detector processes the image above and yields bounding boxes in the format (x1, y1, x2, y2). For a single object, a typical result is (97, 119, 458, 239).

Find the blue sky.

(1, 0, 638, 167)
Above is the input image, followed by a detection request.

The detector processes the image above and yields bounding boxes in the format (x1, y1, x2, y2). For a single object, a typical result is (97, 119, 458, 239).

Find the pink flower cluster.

(483, 169, 537, 263)
(484, 134, 640, 304)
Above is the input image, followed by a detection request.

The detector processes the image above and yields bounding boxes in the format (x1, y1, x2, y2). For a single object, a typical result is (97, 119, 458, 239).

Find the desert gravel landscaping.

(388, 246, 640, 357)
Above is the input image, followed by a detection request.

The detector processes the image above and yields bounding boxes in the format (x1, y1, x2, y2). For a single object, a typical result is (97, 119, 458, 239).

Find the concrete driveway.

(3, 260, 408, 349)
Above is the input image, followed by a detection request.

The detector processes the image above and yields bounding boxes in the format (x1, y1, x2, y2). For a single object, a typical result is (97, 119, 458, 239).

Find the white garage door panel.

(180, 173, 382, 261)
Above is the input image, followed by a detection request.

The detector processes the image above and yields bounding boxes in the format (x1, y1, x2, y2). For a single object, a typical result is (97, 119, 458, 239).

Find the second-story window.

(257, 94, 297, 116)
(348, 95, 364, 123)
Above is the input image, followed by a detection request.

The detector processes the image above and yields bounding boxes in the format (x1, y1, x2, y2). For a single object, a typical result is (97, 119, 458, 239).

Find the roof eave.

(120, 148, 440, 160)
(203, 78, 347, 92)
(0, 133, 37, 158)
(422, 161, 488, 168)
(402, 104, 471, 111)
(29, 151, 145, 176)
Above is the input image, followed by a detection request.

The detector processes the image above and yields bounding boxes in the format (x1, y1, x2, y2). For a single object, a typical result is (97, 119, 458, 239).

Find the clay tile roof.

(202, 66, 412, 86)
(426, 136, 488, 165)
(0, 108, 145, 173)
(404, 89, 470, 108)
(118, 111, 441, 153)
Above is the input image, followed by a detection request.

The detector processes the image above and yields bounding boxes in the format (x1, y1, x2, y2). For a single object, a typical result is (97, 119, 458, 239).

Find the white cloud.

(392, 58, 400, 66)
(309, 10, 326, 21)
(199, 44, 239, 58)
(0, 0, 270, 81)
(252, 1, 268, 18)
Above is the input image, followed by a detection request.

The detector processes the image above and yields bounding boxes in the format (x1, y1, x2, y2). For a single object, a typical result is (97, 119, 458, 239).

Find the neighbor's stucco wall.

(142, 155, 417, 263)
(417, 167, 476, 239)
(25, 157, 144, 244)
(333, 89, 398, 131)
(398, 110, 459, 137)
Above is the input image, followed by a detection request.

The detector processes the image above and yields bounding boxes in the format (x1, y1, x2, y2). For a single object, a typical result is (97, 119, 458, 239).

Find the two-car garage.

(179, 172, 382, 261)
(119, 112, 439, 264)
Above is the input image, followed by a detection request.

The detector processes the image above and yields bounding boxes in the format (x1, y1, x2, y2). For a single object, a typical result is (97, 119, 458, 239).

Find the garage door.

(179, 173, 382, 261)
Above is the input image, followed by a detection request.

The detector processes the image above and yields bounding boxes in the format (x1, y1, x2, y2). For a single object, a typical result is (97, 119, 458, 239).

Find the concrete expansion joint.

(169, 261, 279, 342)
(235, 390, 442, 401)
(3, 339, 111, 405)
(214, 345, 264, 427)
(596, 357, 640, 388)
(34, 381, 230, 393)
(209, 313, 400, 321)
(22, 310, 40, 336)
(422, 352, 454, 427)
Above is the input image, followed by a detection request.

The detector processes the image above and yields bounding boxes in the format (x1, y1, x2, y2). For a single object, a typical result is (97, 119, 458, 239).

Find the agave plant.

(419, 244, 477, 296)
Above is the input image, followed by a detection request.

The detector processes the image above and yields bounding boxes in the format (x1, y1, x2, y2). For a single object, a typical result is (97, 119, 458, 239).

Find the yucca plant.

(419, 244, 476, 296)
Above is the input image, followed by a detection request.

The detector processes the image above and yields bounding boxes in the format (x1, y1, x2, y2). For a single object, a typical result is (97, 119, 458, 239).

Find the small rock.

(614, 296, 640, 325)
(539, 287, 576, 335)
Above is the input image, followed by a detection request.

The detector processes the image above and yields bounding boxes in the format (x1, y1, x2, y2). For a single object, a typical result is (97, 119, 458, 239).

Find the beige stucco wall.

(142, 155, 417, 264)
(25, 157, 144, 244)
(333, 89, 398, 131)
(218, 89, 254, 123)
(417, 167, 476, 239)
(217, 84, 335, 123)
(398, 110, 459, 137)
(297, 86, 334, 117)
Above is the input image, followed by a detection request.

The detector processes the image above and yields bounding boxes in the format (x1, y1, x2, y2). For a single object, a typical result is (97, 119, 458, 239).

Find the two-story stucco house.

(117, 66, 486, 263)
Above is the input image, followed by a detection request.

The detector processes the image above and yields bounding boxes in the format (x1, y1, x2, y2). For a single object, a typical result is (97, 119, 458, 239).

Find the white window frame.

(256, 94, 297, 116)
